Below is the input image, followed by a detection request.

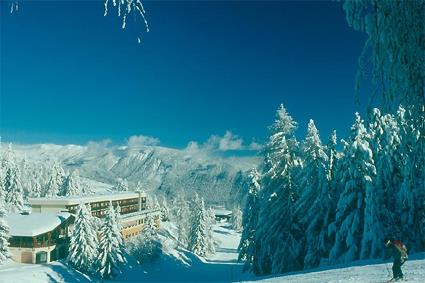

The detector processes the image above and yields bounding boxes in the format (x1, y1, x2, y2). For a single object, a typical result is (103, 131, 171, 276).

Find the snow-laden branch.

(10, 1, 18, 14)
(104, 0, 149, 43)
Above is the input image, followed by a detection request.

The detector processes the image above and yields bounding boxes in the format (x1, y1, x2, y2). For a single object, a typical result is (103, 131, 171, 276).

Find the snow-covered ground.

(0, 223, 424, 283)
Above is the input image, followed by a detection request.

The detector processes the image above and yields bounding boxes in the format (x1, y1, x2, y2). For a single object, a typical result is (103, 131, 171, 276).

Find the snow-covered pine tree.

(205, 207, 216, 255)
(329, 113, 376, 263)
(159, 196, 169, 221)
(143, 214, 157, 237)
(30, 180, 42, 198)
(253, 104, 302, 275)
(294, 119, 329, 269)
(174, 195, 190, 247)
(4, 166, 24, 213)
(115, 178, 129, 192)
(126, 212, 162, 265)
(238, 168, 261, 272)
(365, 109, 402, 250)
(397, 105, 425, 251)
(96, 204, 126, 279)
(321, 130, 339, 256)
(68, 203, 98, 274)
(188, 195, 213, 257)
(59, 171, 81, 197)
(43, 163, 65, 197)
(0, 198, 10, 265)
(18, 157, 29, 198)
(0, 168, 4, 201)
(231, 206, 243, 232)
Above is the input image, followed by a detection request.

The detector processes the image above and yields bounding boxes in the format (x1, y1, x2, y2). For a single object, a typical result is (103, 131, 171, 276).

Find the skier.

(383, 238, 408, 281)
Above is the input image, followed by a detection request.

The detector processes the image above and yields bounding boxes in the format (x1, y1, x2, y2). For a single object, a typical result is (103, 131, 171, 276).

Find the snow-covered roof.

(6, 212, 72, 237)
(214, 209, 232, 216)
(28, 191, 147, 206)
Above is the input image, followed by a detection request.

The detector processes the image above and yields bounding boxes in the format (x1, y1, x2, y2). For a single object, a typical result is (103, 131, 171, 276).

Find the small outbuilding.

(6, 212, 73, 264)
(214, 208, 232, 222)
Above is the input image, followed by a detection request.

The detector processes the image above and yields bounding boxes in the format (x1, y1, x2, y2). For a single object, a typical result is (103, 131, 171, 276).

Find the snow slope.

(1, 223, 423, 283)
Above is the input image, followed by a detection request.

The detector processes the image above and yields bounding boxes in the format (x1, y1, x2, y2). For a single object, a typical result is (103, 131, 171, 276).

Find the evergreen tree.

(143, 214, 157, 237)
(43, 163, 65, 197)
(4, 166, 24, 213)
(294, 119, 329, 269)
(238, 168, 261, 272)
(231, 206, 243, 232)
(397, 106, 425, 251)
(30, 175, 42, 198)
(159, 196, 170, 221)
(59, 171, 81, 197)
(126, 213, 162, 265)
(68, 203, 98, 274)
(366, 109, 402, 245)
(0, 198, 10, 265)
(115, 178, 129, 192)
(254, 104, 302, 275)
(96, 204, 126, 279)
(329, 113, 376, 263)
(0, 168, 5, 201)
(205, 207, 216, 255)
(188, 195, 213, 257)
(174, 195, 190, 247)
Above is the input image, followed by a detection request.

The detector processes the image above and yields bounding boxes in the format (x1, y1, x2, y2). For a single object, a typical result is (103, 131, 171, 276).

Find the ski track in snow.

(0, 223, 424, 282)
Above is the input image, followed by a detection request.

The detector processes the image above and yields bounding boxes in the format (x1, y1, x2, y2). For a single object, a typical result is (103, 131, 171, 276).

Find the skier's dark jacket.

(383, 240, 408, 261)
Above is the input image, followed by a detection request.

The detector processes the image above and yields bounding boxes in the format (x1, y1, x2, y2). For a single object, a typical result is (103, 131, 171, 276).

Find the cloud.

(85, 139, 112, 155)
(127, 135, 160, 149)
(205, 131, 244, 151)
(249, 141, 263, 151)
(185, 131, 262, 153)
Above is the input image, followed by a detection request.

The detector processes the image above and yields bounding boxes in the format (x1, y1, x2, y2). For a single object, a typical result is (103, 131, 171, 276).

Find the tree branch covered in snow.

(9, 1, 18, 14)
(343, 0, 425, 112)
(104, 0, 149, 43)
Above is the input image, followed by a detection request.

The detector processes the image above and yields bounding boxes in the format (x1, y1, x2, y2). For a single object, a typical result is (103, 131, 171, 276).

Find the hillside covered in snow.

(0, 222, 424, 283)
(9, 143, 259, 204)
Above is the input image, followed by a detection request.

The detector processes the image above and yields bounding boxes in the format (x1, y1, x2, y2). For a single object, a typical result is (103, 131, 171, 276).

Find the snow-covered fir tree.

(159, 196, 169, 221)
(126, 214, 161, 265)
(253, 104, 302, 275)
(68, 203, 98, 274)
(205, 207, 216, 255)
(294, 119, 329, 269)
(4, 166, 24, 213)
(397, 105, 425, 251)
(321, 130, 339, 257)
(366, 109, 402, 244)
(30, 180, 42, 198)
(43, 163, 65, 197)
(329, 113, 376, 263)
(188, 195, 214, 257)
(96, 204, 126, 279)
(238, 168, 261, 271)
(59, 171, 81, 197)
(19, 157, 31, 198)
(143, 214, 157, 237)
(173, 195, 190, 247)
(0, 198, 10, 265)
(115, 178, 129, 192)
(231, 206, 243, 232)
(0, 168, 4, 201)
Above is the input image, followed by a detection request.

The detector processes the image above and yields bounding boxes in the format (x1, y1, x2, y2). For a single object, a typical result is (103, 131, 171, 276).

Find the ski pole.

(385, 263, 392, 278)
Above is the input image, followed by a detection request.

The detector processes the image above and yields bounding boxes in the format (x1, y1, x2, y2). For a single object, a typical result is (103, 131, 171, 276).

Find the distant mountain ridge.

(11, 143, 260, 204)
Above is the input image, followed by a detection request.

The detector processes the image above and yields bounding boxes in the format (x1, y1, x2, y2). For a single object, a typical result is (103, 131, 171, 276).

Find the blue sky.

(0, 1, 368, 150)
